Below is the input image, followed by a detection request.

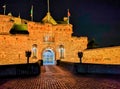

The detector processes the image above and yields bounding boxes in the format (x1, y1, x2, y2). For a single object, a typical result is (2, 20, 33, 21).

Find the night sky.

(0, 0, 120, 47)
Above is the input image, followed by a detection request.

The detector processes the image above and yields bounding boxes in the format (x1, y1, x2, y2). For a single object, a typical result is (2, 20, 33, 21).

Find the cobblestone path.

(0, 65, 120, 89)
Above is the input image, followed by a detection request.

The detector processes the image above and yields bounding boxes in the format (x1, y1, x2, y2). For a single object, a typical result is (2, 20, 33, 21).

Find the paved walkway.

(0, 66, 120, 89)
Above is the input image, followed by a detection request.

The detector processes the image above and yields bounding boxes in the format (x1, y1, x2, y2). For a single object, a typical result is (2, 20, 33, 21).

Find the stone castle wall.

(0, 15, 119, 65)
(0, 34, 87, 65)
(82, 46, 120, 64)
(0, 35, 31, 65)
(62, 37, 88, 63)
(27, 22, 88, 63)
(0, 15, 88, 65)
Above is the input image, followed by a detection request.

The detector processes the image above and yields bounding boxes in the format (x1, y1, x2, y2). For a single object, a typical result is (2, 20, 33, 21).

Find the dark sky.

(0, 0, 120, 47)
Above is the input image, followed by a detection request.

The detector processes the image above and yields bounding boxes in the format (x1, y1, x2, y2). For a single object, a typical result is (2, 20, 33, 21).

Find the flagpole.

(18, 13, 21, 18)
(47, 0, 50, 22)
(4, 6, 6, 15)
(68, 16, 69, 24)
(3, 5, 6, 15)
(67, 9, 70, 24)
(47, 0, 50, 13)
(31, 5, 33, 21)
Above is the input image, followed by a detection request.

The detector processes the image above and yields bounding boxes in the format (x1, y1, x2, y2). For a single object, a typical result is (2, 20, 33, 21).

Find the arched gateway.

(42, 48, 55, 65)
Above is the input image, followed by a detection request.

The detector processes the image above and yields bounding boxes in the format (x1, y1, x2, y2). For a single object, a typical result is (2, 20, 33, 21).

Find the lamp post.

(78, 52, 83, 63)
(25, 51, 31, 64)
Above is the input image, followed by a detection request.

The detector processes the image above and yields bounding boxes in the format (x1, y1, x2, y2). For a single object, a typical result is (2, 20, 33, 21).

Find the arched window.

(32, 44, 37, 59)
(59, 45, 65, 59)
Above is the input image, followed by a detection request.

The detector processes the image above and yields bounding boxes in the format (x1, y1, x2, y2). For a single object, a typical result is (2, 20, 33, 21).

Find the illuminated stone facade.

(1, 14, 119, 65)
(83, 46, 120, 64)
(0, 15, 88, 65)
